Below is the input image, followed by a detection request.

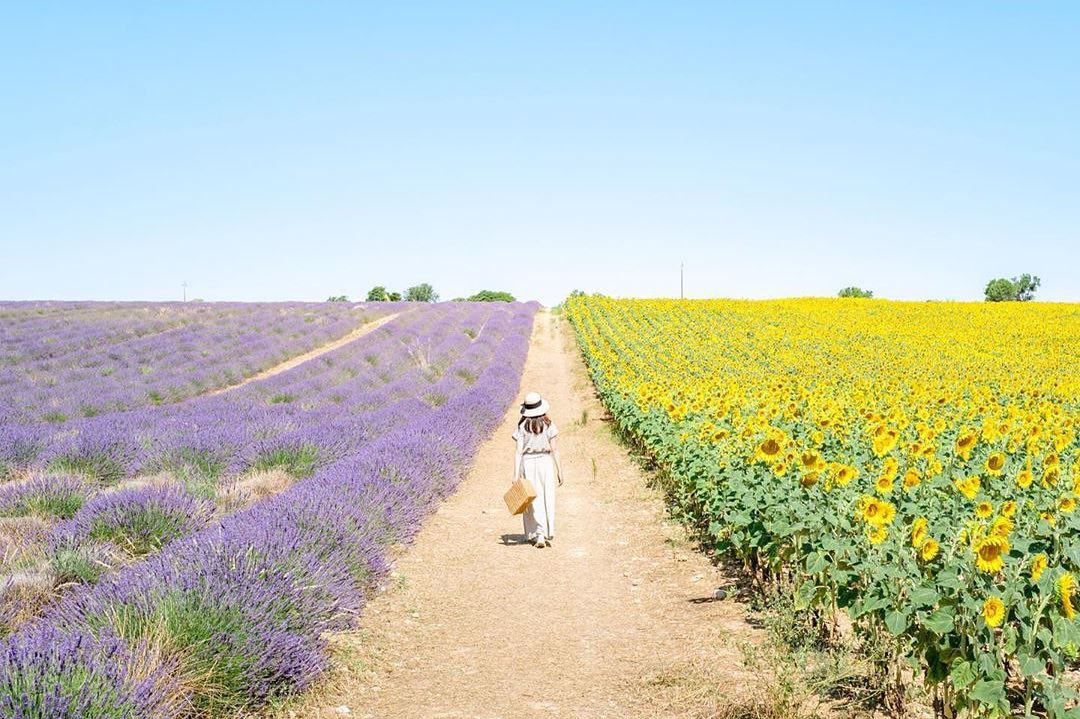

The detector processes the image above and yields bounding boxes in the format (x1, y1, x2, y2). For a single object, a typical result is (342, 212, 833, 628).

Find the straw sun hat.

(520, 392, 550, 418)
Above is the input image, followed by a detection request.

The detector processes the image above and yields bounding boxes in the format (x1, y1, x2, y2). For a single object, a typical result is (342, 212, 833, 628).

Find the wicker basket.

(503, 477, 537, 515)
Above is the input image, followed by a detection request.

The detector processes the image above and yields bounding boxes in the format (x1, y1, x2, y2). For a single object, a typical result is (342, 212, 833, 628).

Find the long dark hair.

(517, 414, 551, 435)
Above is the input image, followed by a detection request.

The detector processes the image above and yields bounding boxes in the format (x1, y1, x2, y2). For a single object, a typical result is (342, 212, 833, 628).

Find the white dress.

(512, 422, 558, 540)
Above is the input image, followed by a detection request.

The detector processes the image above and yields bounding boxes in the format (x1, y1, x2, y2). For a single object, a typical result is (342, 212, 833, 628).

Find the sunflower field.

(567, 296, 1080, 718)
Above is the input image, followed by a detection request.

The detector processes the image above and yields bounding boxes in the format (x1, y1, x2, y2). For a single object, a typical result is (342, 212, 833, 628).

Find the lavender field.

(0, 301, 400, 423)
(0, 301, 536, 717)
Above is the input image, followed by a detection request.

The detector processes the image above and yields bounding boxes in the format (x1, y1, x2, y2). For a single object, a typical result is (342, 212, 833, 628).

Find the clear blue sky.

(1, 3, 1077, 306)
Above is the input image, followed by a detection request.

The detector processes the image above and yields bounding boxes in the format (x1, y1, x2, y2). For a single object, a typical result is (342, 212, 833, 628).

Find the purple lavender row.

(0, 302, 400, 423)
(0, 302, 537, 717)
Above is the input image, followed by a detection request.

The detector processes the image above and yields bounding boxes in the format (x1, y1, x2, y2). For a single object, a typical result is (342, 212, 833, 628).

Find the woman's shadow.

(499, 533, 532, 546)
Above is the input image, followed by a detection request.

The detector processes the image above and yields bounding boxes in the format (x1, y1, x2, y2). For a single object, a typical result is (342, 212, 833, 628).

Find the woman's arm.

(550, 436, 564, 486)
(511, 436, 523, 483)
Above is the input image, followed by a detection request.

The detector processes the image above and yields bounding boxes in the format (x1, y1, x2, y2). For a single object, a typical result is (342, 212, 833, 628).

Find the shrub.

(252, 444, 321, 479)
(51, 486, 214, 560)
(0, 475, 91, 520)
(0, 627, 179, 718)
(466, 290, 516, 302)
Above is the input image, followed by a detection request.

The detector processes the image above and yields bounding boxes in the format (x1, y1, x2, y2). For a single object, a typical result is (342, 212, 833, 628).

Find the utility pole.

(181, 282, 188, 302)
(680, 262, 684, 299)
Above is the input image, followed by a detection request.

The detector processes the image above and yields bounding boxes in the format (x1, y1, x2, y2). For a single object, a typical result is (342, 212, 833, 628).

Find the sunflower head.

(973, 535, 1010, 574)
(985, 452, 1006, 475)
(902, 468, 921, 492)
(866, 526, 888, 545)
(859, 496, 897, 527)
(911, 517, 929, 548)
(759, 438, 781, 458)
(1001, 500, 1018, 518)
(920, 539, 940, 562)
(834, 464, 858, 486)
(956, 431, 977, 460)
(1060, 573, 1077, 619)
(991, 516, 1013, 539)
(975, 501, 994, 519)
(875, 475, 895, 494)
(983, 596, 1005, 628)
(1031, 553, 1048, 582)
(955, 476, 981, 500)
(1060, 497, 1077, 514)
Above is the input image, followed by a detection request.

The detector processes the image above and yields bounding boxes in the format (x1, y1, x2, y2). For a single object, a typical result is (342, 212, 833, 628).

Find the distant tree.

(467, 290, 516, 302)
(405, 283, 439, 302)
(326, 295, 350, 302)
(838, 287, 874, 298)
(984, 278, 1017, 302)
(1014, 274, 1041, 301)
(568, 289, 586, 299)
(366, 286, 390, 302)
(984, 274, 1041, 302)
(387, 291, 402, 301)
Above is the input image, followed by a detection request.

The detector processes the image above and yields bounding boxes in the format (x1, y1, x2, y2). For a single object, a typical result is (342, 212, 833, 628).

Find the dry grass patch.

(218, 469, 293, 512)
(0, 516, 50, 568)
(0, 565, 59, 632)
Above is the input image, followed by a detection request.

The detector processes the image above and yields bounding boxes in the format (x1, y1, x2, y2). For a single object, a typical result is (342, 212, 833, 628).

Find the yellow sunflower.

(955, 476, 981, 500)
(973, 535, 1010, 574)
(920, 539, 940, 562)
(983, 596, 1005, 628)
(867, 526, 888, 545)
(902, 468, 921, 492)
(991, 516, 1013, 539)
(1031, 553, 1048, 581)
(1060, 573, 1076, 619)
(835, 464, 859, 486)
(985, 452, 1006, 475)
(875, 475, 895, 494)
(1060, 497, 1077, 514)
(975, 501, 994, 519)
(911, 517, 928, 548)
(956, 430, 977, 460)
(858, 497, 896, 527)
(1043, 467, 1061, 488)
(1017, 465, 1034, 489)
(1001, 500, 1018, 518)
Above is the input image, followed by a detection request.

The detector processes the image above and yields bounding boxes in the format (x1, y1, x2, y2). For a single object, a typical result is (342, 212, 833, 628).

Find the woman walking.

(511, 391, 563, 548)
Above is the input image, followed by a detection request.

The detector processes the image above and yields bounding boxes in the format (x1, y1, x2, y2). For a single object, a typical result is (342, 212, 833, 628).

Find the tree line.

(327, 284, 516, 303)
(836, 273, 1042, 302)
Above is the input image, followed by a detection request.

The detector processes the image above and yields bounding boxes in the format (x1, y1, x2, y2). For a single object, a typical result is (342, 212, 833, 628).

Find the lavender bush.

(0, 476, 90, 520)
(51, 486, 215, 560)
(0, 626, 179, 718)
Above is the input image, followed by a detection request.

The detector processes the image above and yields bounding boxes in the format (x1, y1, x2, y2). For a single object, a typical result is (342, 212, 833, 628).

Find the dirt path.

(273, 310, 760, 719)
(208, 312, 403, 396)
